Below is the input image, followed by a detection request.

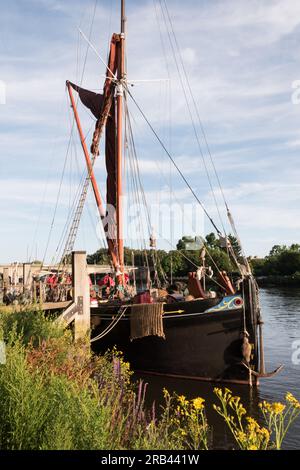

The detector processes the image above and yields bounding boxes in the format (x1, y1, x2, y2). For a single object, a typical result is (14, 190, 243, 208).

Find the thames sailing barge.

(64, 0, 281, 385)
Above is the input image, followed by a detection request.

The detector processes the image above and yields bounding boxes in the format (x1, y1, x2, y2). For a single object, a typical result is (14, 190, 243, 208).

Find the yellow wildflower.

(286, 392, 300, 409)
(178, 394, 186, 404)
(248, 445, 258, 450)
(193, 397, 205, 411)
(259, 400, 272, 413)
(246, 417, 259, 431)
(236, 430, 246, 441)
(270, 402, 286, 415)
(259, 427, 270, 441)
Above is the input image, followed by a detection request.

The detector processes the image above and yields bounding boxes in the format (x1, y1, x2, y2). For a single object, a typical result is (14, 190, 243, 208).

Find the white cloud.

(1, 0, 300, 261)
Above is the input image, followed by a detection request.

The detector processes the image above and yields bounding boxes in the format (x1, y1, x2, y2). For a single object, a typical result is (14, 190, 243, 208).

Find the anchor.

(241, 361, 284, 379)
(239, 319, 284, 382)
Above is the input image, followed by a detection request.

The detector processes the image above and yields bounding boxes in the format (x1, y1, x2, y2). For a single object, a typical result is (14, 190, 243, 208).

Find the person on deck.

(166, 282, 184, 303)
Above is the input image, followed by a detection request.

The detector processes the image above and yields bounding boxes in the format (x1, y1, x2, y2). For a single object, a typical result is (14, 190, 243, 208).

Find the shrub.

(0, 309, 299, 450)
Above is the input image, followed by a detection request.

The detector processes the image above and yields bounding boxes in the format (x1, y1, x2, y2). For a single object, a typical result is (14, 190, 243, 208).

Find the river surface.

(135, 288, 300, 450)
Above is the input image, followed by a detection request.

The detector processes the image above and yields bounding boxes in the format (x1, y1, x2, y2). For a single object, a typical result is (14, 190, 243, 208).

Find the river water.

(136, 288, 300, 450)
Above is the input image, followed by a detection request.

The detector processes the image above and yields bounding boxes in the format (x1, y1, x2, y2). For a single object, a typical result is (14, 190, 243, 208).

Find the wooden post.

(259, 321, 266, 375)
(33, 280, 37, 304)
(23, 263, 32, 293)
(3, 267, 9, 289)
(72, 251, 90, 341)
(39, 281, 43, 308)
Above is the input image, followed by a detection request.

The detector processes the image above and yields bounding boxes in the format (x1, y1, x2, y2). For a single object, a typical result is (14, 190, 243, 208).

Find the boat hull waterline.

(91, 297, 257, 385)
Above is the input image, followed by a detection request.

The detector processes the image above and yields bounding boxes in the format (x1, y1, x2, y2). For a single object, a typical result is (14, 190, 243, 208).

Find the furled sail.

(68, 33, 119, 264)
(105, 102, 117, 210)
(68, 81, 117, 242)
(68, 82, 103, 119)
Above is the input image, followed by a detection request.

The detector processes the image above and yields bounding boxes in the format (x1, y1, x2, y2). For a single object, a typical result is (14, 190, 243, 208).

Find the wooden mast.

(116, 0, 126, 282)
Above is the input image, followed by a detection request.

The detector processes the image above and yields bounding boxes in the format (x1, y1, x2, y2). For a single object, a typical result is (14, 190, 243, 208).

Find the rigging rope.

(90, 305, 129, 343)
(162, 0, 230, 214)
(158, 0, 227, 235)
(161, 0, 249, 273)
(124, 84, 229, 285)
(42, 115, 74, 265)
(125, 86, 222, 236)
(43, 0, 99, 266)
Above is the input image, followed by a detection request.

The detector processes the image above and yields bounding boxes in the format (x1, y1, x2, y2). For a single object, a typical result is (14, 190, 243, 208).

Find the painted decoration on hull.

(204, 295, 243, 313)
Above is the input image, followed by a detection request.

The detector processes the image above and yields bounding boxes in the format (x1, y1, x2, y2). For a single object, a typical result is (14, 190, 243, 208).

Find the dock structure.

(51, 251, 91, 341)
(0, 252, 92, 342)
(1, 254, 134, 341)
(0, 262, 115, 285)
(71, 251, 90, 341)
(23, 263, 32, 292)
(2, 267, 9, 289)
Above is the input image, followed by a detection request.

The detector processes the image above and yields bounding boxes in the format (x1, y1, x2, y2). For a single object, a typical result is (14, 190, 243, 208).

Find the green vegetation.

(214, 388, 300, 450)
(87, 233, 239, 277)
(251, 244, 300, 285)
(87, 236, 300, 285)
(0, 307, 210, 450)
(0, 308, 299, 450)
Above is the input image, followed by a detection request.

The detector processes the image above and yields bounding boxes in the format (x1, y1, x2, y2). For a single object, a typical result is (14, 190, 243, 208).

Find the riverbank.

(0, 307, 299, 450)
(256, 275, 300, 287)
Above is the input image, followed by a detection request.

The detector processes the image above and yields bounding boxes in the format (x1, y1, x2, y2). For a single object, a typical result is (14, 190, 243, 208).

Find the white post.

(23, 263, 32, 292)
(72, 251, 90, 341)
(3, 267, 9, 289)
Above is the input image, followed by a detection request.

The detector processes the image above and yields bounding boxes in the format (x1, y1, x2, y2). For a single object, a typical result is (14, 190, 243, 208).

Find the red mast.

(66, 82, 119, 272)
(116, 0, 126, 283)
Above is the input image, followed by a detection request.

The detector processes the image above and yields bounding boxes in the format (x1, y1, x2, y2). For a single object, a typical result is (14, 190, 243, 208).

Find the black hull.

(91, 290, 260, 384)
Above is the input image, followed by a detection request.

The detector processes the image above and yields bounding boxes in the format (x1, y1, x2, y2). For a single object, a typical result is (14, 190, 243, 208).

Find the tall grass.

(0, 308, 184, 449)
(0, 307, 299, 450)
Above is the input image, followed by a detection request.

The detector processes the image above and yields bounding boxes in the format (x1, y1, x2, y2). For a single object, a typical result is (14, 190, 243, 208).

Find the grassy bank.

(0, 307, 299, 450)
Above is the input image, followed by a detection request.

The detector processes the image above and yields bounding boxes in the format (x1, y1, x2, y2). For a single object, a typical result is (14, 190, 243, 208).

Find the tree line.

(87, 233, 241, 278)
(87, 235, 300, 280)
(251, 244, 300, 278)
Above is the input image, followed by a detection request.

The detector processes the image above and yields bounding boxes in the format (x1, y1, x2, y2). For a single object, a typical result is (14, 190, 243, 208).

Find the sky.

(0, 0, 300, 264)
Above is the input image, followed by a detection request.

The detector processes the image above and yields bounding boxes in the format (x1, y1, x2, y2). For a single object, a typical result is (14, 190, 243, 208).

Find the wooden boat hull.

(91, 296, 258, 384)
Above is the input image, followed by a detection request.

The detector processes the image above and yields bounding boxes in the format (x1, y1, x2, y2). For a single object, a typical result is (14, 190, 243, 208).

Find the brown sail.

(68, 82, 103, 119)
(69, 81, 117, 214)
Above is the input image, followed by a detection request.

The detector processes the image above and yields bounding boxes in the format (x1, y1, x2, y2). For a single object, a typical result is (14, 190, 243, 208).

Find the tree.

(228, 234, 242, 259)
(176, 236, 195, 250)
(277, 250, 300, 275)
(87, 248, 110, 265)
(205, 232, 219, 248)
(269, 245, 286, 257)
(160, 250, 186, 277)
(250, 258, 266, 277)
(253, 244, 300, 276)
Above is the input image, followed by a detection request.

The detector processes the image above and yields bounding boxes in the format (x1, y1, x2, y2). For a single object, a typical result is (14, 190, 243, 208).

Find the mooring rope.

(90, 305, 129, 343)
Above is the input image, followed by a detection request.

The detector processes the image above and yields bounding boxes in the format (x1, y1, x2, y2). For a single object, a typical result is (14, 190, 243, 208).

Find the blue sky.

(1, 0, 300, 264)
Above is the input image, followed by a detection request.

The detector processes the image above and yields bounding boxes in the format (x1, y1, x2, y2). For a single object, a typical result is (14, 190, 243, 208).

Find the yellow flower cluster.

(213, 388, 271, 450)
(193, 397, 205, 411)
(246, 417, 270, 440)
(178, 395, 189, 407)
(286, 392, 300, 409)
(259, 400, 286, 415)
(230, 415, 270, 450)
